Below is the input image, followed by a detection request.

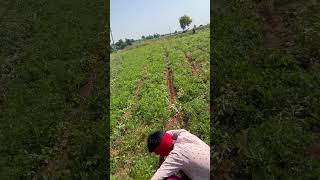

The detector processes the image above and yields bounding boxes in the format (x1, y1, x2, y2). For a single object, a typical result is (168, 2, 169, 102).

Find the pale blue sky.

(110, 0, 210, 42)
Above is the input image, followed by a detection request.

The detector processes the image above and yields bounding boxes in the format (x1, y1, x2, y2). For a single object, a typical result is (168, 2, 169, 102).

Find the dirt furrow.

(36, 137, 68, 177)
(163, 49, 187, 130)
(256, 0, 304, 47)
(184, 52, 200, 76)
(80, 66, 97, 98)
(256, 7, 288, 40)
(165, 67, 176, 107)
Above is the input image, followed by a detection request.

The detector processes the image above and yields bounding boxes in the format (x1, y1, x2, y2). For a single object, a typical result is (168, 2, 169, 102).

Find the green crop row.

(111, 43, 169, 179)
(165, 28, 210, 144)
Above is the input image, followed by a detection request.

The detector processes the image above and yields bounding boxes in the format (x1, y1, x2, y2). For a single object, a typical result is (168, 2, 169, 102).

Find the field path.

(80, 66, 97, 98)
(256, 0, 304, 47)
(165, 67, 176, 106)
(163, 49, 188, 130)
(184, 52, 200, 76)
(164, 50, 176, 107)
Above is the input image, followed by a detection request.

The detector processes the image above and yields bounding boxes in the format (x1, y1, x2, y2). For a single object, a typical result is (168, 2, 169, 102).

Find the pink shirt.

(151, 129, 210, 180)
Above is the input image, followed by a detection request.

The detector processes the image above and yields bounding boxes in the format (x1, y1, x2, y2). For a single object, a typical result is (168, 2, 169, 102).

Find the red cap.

(154, 133, 173, 156)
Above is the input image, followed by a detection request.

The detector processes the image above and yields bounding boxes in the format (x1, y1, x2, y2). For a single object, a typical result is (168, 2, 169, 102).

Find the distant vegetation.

(112, 38, 135, 51)
(112, 15, 196, 52)
(142, 33, 161, 40)
(111, 33, 162, 52)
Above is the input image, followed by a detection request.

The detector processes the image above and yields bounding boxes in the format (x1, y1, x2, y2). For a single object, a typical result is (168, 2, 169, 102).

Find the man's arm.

(166, 129, 187, 140)
(151, 152, 184, 180)
(159, 156, 190, 180)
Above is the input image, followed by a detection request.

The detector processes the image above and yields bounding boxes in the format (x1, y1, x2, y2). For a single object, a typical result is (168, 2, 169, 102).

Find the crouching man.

(147, 129, 210, 180)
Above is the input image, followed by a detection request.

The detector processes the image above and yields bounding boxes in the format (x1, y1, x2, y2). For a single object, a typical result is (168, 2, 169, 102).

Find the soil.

(184, 52, 200, 76)
(256, 0, 304, 47)
(256, 6, 288, 41)
(198, 47, 210, 53)
(36, 138, 68, 177)
(79, 66, 97, 97)
(163, 49, 185, 130)
(165, 112, 183, 130)
(165, 67, 176, 107)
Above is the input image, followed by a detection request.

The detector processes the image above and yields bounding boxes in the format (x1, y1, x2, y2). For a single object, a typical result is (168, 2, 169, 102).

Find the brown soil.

(256, 6, 288, 41)
(308, 145, 320, 157)
(185, 52, 200, 76)
(198, 47, 210, 53)
(165, 67, 176, 108)
(163, 49, 185, 130)
(309, 123, 320, 158)
(215, 160, 234, 180)
(0, 80, 4, 110)
(36, 138, 68, 177)
(163, 49, 177, 109)
(256, 0, 304, 47)
(165, 112, 183, 130)
(191, 64, 198, 76)
(79, 66, 97, 97)
(122, 106, 132, 119)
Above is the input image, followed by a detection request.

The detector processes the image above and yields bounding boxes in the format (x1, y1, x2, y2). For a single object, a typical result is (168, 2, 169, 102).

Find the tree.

(125, 38, 134, 46)
(179, 15, 192, 31)
(115, 39, 126, 49)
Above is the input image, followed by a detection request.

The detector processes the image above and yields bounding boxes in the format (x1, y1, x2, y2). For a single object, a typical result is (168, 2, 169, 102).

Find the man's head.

(147, 130, 173, 156)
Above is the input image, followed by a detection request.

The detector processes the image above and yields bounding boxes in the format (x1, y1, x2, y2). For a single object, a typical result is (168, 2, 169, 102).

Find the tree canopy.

(179, 15, 192, 31)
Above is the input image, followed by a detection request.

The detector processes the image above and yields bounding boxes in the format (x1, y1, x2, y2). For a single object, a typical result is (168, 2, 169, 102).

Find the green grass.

(213, 0, 320, 179)
(0, 0, 107, 178)
(111, 27, 210, 179)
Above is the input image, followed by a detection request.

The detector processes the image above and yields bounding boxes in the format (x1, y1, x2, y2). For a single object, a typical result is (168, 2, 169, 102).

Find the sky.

(110, 0, 210, 42)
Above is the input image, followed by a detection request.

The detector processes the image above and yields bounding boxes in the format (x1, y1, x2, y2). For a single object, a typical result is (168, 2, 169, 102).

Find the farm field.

(110, 26, 210, 179)
(0, 0, 107, 178)
(213, 0, 320, 179)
